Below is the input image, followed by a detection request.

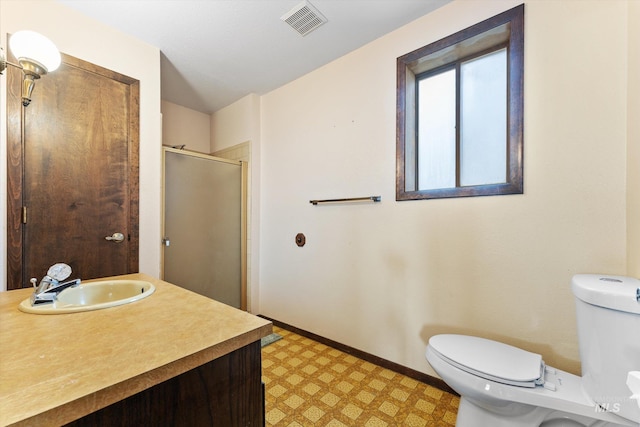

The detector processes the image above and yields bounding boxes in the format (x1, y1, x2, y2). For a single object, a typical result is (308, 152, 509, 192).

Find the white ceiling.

(58, 0, 451, 114)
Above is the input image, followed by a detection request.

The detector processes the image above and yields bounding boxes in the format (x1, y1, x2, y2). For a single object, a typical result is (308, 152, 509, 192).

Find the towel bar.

(310, 196, 381, 205)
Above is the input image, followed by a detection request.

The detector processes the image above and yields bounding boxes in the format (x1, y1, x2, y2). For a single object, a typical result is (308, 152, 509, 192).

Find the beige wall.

(211, 93, 260, 153)
(161, 100, 210, 153)
(628, 0, 640, 278)
(0, 0, 163, 290)
(258, 0, 631, 377)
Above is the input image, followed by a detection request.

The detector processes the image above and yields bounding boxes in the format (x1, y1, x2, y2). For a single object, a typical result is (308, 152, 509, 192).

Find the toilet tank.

(572, 274, 640, 423)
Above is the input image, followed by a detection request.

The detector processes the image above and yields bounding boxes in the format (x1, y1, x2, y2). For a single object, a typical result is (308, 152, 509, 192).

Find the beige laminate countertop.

(0, 273, 272, 427)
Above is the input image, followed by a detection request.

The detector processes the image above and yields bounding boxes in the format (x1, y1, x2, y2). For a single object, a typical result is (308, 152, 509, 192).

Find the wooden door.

(6, 51, 139, 290)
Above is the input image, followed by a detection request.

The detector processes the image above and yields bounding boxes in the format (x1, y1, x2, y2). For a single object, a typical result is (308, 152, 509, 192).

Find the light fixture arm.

(0, 47, 22, 73)
(1, 31, 61, 107)
(1, 47, 38, 107)
(1, 48, 43, 107)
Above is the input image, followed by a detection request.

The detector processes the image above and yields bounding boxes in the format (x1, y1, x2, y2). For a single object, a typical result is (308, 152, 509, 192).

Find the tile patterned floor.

(262, 326, 460, 426)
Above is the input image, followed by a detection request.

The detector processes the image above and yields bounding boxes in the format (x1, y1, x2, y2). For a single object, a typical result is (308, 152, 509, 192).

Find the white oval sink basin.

(18, 280, 155, 314)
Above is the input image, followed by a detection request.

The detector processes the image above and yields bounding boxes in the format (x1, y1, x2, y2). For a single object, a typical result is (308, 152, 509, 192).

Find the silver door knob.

(105, 232, 125, 243)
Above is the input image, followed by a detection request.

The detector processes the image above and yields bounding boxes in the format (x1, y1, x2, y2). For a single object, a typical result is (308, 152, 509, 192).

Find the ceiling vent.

(281, 1, 327, 37)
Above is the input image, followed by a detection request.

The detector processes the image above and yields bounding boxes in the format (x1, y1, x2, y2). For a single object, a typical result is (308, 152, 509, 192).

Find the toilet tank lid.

(572, 274, 640, 314)
(428, 334, 543, 383)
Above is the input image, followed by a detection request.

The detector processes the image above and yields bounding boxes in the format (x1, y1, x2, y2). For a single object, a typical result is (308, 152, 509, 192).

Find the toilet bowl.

(426, 335, 635, 426)
(426, 274, 640, 427)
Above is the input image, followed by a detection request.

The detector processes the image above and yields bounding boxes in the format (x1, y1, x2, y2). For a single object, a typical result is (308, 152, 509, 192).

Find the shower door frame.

(161, 147, 248, 310)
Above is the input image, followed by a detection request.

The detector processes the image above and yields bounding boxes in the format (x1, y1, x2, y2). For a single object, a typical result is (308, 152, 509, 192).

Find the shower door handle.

(105, 232, 125, 243)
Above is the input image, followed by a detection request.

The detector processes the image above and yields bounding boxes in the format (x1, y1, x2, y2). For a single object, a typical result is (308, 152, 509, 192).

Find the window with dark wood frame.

(396, 5, 524, 201)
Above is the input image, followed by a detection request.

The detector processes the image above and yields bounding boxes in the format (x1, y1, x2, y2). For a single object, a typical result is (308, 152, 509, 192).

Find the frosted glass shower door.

(163, 148, 246, 309)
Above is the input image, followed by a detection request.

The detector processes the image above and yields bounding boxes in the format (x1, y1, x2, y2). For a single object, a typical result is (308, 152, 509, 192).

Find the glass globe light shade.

(9, 30, 61, 73)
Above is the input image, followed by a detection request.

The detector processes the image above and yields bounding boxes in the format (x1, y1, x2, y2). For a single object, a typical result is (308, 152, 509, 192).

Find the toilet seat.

(429, 334, 545, 388)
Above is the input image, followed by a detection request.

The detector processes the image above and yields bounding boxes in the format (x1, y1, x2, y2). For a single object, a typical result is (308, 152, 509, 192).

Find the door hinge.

(22, 206, 27, 224)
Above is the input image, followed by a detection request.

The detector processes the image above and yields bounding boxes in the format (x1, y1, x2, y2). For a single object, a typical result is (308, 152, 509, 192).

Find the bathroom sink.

(18, 280, 155, 314)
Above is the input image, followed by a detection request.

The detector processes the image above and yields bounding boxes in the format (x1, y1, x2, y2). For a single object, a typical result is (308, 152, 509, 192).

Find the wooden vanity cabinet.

(65, 341, 264, 427)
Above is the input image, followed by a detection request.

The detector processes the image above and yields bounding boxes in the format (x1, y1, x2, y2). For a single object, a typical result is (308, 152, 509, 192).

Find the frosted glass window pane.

(417, 69, 456, 190)
(460, 49, 507, 186)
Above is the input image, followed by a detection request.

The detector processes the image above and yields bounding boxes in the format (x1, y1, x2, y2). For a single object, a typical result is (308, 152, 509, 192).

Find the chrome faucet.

(30, 263, 81, 306)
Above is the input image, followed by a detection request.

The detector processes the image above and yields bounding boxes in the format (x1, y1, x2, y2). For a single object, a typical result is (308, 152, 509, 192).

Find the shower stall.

(162, 147, 247, 309)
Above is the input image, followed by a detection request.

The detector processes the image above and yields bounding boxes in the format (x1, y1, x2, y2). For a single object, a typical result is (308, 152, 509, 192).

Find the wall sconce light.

(0, 30, 61, 107)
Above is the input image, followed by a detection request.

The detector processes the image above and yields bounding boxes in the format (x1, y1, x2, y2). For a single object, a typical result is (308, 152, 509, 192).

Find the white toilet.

(426, 274, 640, 427)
